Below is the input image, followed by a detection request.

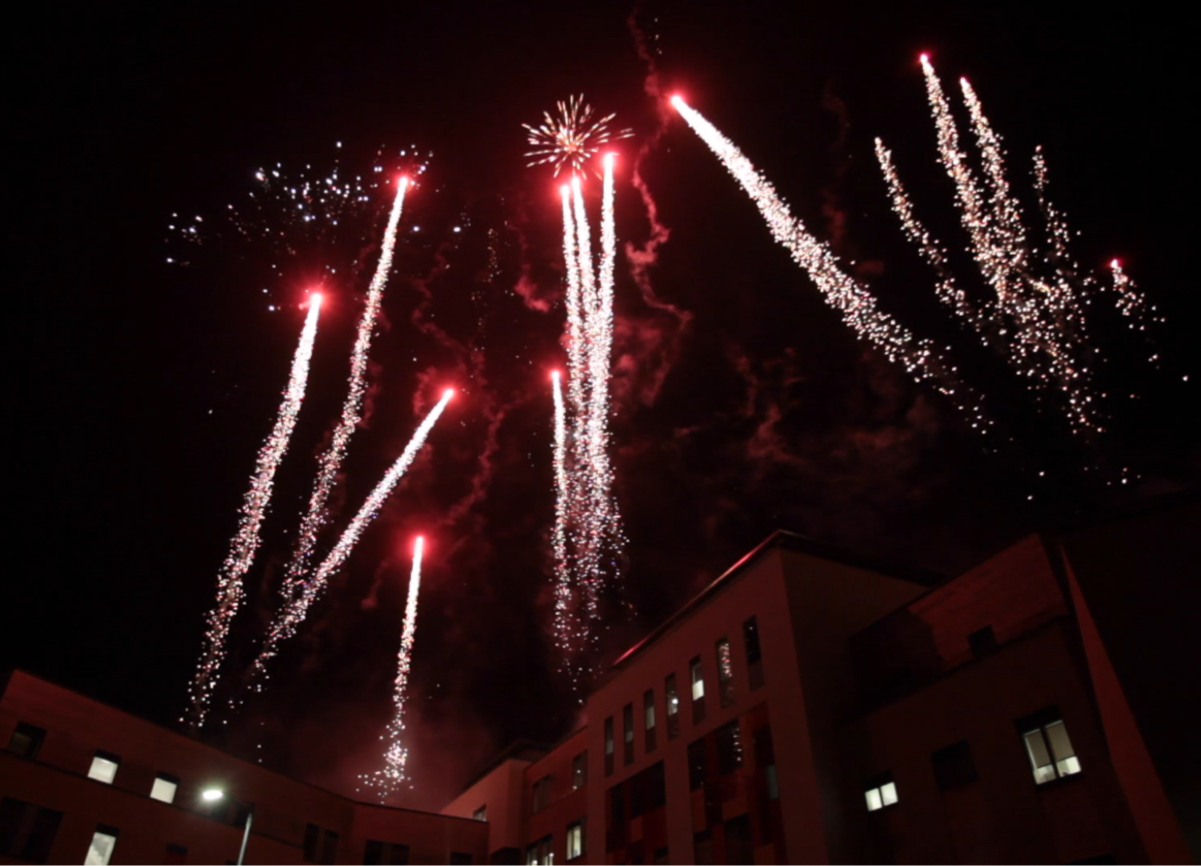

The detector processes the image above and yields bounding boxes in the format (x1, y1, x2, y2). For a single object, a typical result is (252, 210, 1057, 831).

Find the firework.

(670, 95, 988, 430)
(278, 176, 409, 610)
(550, 371, 573, 652)
(524, 95, 633, 176)
(248, 388, 453, 689)
(186, 294, 324, 728)
(360, 535, 425, 799)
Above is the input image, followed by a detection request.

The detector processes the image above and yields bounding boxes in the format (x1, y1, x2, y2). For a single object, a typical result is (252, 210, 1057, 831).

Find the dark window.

(0, 797, 63, 864)
(644, 689, 657, 753)
(664, 674, 680, 740)
(604, 716, 615, 776)
(743, 617, 764, 690)
(319, 829, 339, 865)
(716, 721, 743, 775)
(304, 824, 321, 862)
(472, 805, 487, 822)
(932, 740, 978, 790)
(572, 751, 587, 789)
(7, 722, 46, 759)
(967, 625, 999, 658)
(1018, 707, 1082, 785)
(715, 638, 735, 707)
(724, 814, 752, 866)
(690, 657, 706, 724)
(165, 843, 188, 865)
(687, 738, 706, 790)
(653, 846, 668, 865)
(693, 829, 714, 866)
(449, 853, 472, 865)
(532, 775, 551, 813)
(365, 841, 410, 865)
(646, 761, 666, 811)
(623, 703, 635, 765)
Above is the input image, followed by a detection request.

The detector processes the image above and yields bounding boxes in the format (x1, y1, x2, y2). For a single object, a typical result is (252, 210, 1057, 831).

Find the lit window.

(1021, 711, 1082, 785)
(87, 751, 120, 785)
(716, 638, 735, 707)
(472, 805, 487, 822)
(567, 819, 585, 860)
(623, 703, 635, 765)
(644, 689, 657, 753)
(716, 721, 743, 775)
(864, 774, 898, 812)
(765, 764, 779, 801)
(150, 772, 179, 804)
(664, 674, 680, 740)
(604, 717, 615, 776)
(7, 722, 46, 759)
(525, 835, 553, 866)
(85, 826, 119, 866)
(572, 752, 587, 790)
(690, 657, 705, 724)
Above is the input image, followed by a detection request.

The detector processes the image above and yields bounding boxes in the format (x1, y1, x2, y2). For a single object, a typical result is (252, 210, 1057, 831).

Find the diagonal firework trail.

(670, 95, 989, 432)
(186, 295, 323, 728)
(246, 389, 453, 692)
(279, 176, 409, 606)
(359, 536, 425, 800)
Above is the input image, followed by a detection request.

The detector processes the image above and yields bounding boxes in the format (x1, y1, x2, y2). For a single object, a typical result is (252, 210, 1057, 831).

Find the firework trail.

(670, 95, 988, 430)
(186, 295, 324, 728)
(360, 536, 425, 799)
(561, 187, 588, 418)
(278, 177, 409, 607)
(550, 372, 573, 652)
(247, 388, 453, 690)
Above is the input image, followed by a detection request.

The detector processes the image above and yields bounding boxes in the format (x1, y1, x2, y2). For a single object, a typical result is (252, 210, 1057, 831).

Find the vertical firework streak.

(550, 372, 573, 652)
(360, 536, 424, 799)
(186, 295, 323, 728)
(247, 389, 453, 688)
(279, 177, 409, 606)
(670, 96, 986, 427)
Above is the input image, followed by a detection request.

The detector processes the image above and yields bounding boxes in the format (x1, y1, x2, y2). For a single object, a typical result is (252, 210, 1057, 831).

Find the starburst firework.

(524, 95, 633, 176)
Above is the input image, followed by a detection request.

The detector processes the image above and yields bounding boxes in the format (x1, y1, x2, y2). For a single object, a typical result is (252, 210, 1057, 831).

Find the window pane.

(604, 717, 614, 753)
(690, 658, 705, 699)
(1058, 755, 1082, 776)
(87, 756, 119, 784)
(1044, 721, 1078, 770)
(880, 781, 898, 806)
(644, 690, 655, 729)
(665, 675, 679, 716)
(716, 639, 735, 707)
(623, 704, 634, 742)
(572, 752, 587, 789)
(85, 831, 118, 866)
(472, 806, 487, 822)
(1023, 729, 1053, 779)
(150, 777, 178, 804)
(765, 764, 779, 801)
(865, 788, 882, 811)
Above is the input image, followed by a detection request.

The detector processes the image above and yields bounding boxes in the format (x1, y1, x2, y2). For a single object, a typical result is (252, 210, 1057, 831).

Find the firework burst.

(186, 294, 323, 728)
(524, 95, 633, 176)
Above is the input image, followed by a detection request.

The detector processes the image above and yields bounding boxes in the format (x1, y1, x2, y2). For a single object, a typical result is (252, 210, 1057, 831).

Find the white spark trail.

(280, 177, 409, 605)
(186, 295, 323, 728)
(550, 372, 573, 652)
(248, 388, 452, 688)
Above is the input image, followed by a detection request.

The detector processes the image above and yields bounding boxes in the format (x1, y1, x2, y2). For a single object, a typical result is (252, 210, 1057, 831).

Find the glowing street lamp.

(201, 788, 255, 865)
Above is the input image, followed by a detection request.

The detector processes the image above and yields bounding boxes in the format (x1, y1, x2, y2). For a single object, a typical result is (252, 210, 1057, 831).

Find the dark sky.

(9, 0, 1197, 809)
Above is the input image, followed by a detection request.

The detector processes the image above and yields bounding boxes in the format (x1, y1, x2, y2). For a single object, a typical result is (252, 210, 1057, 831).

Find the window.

(525, 835, 552, 866)
(305, 824, 339, 863)
(643, 689, 657, 753)
(716, 721, 743, 775)
(743, 617, 764, 690)
(1019, 708, 1082, 784)
(572, 751, 587, 790)
(7, 722, 46, 759)
(754, 726, 778, 801)
(150, 772, 180, 804)
(864, 773, 898, 811)
(533, 775, 552, 813)
(604, 716, 615, 776)
(85, 825, 119, 866)
(623, 703, 635, 765)
(664, 674, 680, 740)
(932, 740, 978, 790)
(693, 829, 714, 866)
(164, 843, 187, 865)
(567, 819, 585, 861)
(968, 625, 999, 658)
(690, 657, 706, 723)
(449, 854, 472, 865)
(472, 805, 487, 822)
(87, 750, 121, 784)
(716, 638, 735, 707)
(687, 738, 706, 790)
(653, 846, 669, 865)
(364, 840, 410, 864)
(724, 814, 752, 866)
(0, 797, 63, 863)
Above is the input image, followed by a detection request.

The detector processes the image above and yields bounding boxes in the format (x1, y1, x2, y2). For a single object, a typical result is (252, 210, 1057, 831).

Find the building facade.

(3, 513, 1193, 864)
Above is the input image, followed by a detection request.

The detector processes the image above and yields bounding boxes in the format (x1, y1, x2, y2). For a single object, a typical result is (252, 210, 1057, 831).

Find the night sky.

(9, 0, 1197, 810)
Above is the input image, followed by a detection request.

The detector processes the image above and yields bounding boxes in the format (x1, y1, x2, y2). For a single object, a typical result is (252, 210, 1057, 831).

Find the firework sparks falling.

(248, 388, 453, 690)
(670, 95, 988, 429)
(186, 294, 324, 728)
(278, 176, 409, 610)
(524, 95, 633, 176)
(549, 372, 573, 653)
(359, 535, 425, 799)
